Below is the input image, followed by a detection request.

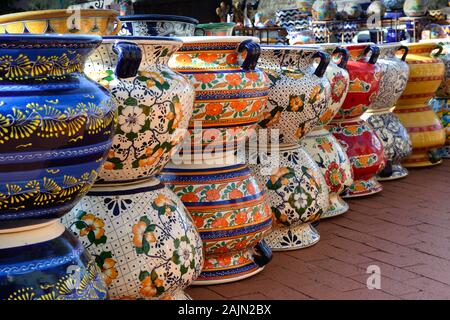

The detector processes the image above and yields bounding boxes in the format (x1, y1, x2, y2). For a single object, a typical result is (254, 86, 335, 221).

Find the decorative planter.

(362, 43, 412, 180)
(63, 178, 203, 300)
(0, 9, 121, 35)
(312, 0, 337, 21)
(119, 14, 198, 37)
(0, 221, 107, 300)
(169, 36, 270, 158)
(0, 34, 115, 230)
(256, 45, 331, 144)
(394, 42, 446, 167)
(300, 44, 353, 218)
(404, 0, 429, 17)
(247, 144, 328, 249)
(333, 21, 359, 44)
(382, 0, 405, 11)
(159, 159, 273, 285)
(328, 43, 386, 197)
(85, 36, 194, 184)
(430, 98, 450, 158)
(195, 23, 236, 36)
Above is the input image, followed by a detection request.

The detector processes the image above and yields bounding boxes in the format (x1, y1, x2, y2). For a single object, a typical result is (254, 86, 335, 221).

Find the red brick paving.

(186, 160, 450, 300)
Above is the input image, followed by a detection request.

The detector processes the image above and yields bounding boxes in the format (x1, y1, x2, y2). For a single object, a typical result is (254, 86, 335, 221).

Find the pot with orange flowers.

(328, 43, 386, 197)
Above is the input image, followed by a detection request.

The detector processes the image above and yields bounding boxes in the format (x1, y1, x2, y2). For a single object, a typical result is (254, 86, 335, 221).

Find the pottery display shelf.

(160, 36, 274, 285)
(393, 42, 446, 167)
(328, 43, 386, 198)
(361, 43, 412, 181)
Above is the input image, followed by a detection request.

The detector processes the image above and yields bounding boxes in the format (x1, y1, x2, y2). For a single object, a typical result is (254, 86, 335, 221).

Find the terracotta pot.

(168, 36, 270, 158)
(0, 221, 107, 300)
(256, 45, 331, 144)
(394, 42, 446, 167)
(0, 9, 121, 35)
(119, 14, 198, 37)
(63, 178, 203, 300)
(159, 157, 273, 285)
(85, 36, 194, 183)
(362, 43, 412, 180)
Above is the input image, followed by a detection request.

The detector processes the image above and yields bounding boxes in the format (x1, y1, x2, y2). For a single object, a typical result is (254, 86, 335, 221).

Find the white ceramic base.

(192, 266, 265, 286)
(264, 223, 320, 251)
(321, 194, 349, 219)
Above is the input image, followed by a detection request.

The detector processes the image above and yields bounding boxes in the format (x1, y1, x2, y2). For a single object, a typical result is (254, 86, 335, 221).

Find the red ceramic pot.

(329, 43, 386, 197)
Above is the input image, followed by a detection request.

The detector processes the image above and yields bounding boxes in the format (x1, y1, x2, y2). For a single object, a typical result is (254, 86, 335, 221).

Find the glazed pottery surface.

(382, 0, 405, 10)
(257, 45, 331, 144)
(394, 42, 446, 167)
(404, 0, 429, 17)
(0, 221, 107, 300)
(119, 14, 198, 37)
(247, 144, 329, 249)
(339, 1, 363, 19)
(430, 98, 450, 158)
(0, 9, 121, 35)
(422, 40, 450, 98)
(159, 159, 273, 284)
(0, 35, 115, 230)
(63, 178, 203, 300)
(367, 0, 386, 17)
(169, 36, 270, 156)
(329, 120, 385, 197)
(195, 23, 236, 36)
(333, 21, 359, 44)
(297, 0, 315, 13)
(312, 0, 337, 21)
(86, 37, 194, 183)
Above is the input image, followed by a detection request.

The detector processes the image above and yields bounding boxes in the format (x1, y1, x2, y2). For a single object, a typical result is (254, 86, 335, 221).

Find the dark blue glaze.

(118, 14, 198, 37)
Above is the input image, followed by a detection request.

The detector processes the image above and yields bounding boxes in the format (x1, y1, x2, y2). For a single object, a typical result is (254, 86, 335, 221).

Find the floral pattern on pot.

(256, 45, 331, 143)
(299, 129, 354, 218)
(63, 178, 203, 300)
(169, 37, 270, 156)
(0, 222, 107, 300)
(0, 35, 116, 230)
(85, 37, 194, 183)
(247, 144, 329, 250)
(159, 162, 273, 284)
(328, 119, 386, 197)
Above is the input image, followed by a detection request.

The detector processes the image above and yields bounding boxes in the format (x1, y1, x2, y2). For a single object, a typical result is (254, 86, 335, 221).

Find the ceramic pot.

(382, 0, 405, 10)
(247, 144, 329, 249)
(0, 9, 121, 35)
(0, 221, 107, 300)
(85, 36, 194, 184)
(169, 36, 270, 158)
(0, 34, 115, 230)
(312, 22, 337, 43)
(312, 0, 337, 21)
(430, 98, 450, 158)
(329, 43, 386, 197)
(297, 0, 315, 14)
(256, 45, 331, 144)
(119, 14, 198, 37)
(333, 21, 359, 44)
(367, 0, 387, 17)
(159, 158, 273, 285)
(288, 30, 316, 45)
(195, 23, 236, 36)
(394, 42, 446, 167)
(63, 178, 203, 300)
(362, 43, 411, 180)
(276, 9, 310, 30)
(426, 40, 450, 98)
(404, 0, 429, 17)
(340, 1, 363, 19)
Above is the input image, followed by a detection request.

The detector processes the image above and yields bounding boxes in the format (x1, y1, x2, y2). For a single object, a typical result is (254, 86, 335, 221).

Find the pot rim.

(119, 14, 199, 25)
(261, 44, 319, 52)
(89, 177, 161, 193)
(0, 33, 102, 46)
(178, 36, 260, 44)
(196, 22, 236, 29)
(0, 9, 119, 24)
(102, 35, 182, 46)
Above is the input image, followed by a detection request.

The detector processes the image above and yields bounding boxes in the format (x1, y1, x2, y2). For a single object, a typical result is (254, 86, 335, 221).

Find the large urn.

(394, 42, 446, 167)
(300, 44, 353, 219)
(0, 34, 115, 299)
(362, 43, 412, 180)
(328, 43, 386, 198)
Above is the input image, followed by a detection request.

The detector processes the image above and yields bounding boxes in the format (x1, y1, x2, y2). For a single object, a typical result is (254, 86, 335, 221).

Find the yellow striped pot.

(394, 43, 446, 167)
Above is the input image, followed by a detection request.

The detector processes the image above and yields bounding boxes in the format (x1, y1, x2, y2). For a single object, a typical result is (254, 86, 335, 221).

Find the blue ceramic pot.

(0, 222, 108, 300)
(0, 34, 118, 230)
(118, 14, 198, 36)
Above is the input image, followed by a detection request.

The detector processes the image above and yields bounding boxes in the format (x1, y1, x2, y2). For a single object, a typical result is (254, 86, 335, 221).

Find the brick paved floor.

(187, 160, 450, 300)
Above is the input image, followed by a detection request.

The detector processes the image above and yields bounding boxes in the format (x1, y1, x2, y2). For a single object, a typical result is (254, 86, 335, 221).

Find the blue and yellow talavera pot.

(0, 34, 116, 230)
(0, 221, 108, 300)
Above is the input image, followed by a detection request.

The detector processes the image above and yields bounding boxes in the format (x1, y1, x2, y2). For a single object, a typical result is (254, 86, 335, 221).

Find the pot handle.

(112, 41, 142, 79)
(111, 16, 123, 35)
(333, 47, 349, 69)
(237, 39, 261, 71)
(253, 239, 273, 267)
(397, 45, 409, 61)
(363, 44, 380, 64)
(431, 44, 444, 57)
(313, 51, 330, 78)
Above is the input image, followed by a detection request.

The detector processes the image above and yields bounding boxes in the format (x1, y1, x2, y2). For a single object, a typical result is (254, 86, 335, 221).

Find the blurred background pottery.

(297, 0, 315, 14)
(382, 0, 405, 10)
(195, 22, 236, 36)
(430, 98, 450, 158)
(119, 14, 198, 36)
(366, 0, 386, 17)
(339, 1, 363, 19)
(312, 0, 337, 21)
(403, 0, 429, 17)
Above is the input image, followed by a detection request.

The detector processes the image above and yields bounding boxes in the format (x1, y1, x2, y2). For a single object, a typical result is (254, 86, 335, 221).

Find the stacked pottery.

(118, 14, 198, 36)
(362, 43, 412, 180)
(0, 34, 115, 300)
(250, 45, 331, 250)
(394, 43, 446, 167)
(160, 37, 274, 285)
(328, 43, 386, 197)
(299, 44, 354, 219)
(63, 36, 204, 300)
